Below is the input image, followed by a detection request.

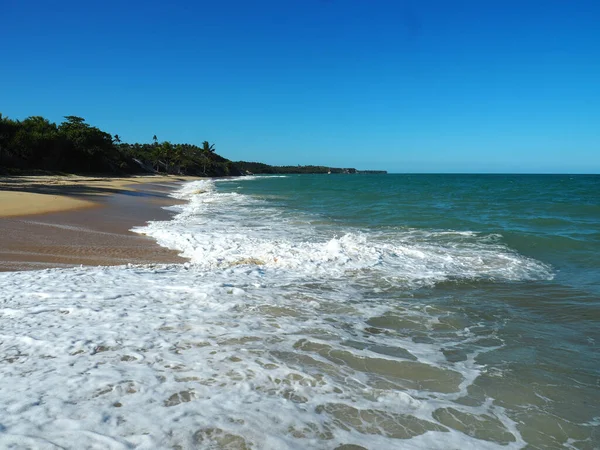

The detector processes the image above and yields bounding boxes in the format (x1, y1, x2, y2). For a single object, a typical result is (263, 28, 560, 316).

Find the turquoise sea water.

(1, 174, 598, 449)
(214, 173, 600, 448)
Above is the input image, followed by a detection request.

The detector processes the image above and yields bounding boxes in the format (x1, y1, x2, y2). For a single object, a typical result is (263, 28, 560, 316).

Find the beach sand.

(0, 175, 196, 271)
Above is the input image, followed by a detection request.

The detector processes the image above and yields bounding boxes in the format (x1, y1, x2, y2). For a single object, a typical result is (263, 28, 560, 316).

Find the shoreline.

(0, 175, 196, 271)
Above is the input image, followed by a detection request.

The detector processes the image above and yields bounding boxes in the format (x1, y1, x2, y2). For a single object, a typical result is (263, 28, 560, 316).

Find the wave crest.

(133, 180, 553, 287)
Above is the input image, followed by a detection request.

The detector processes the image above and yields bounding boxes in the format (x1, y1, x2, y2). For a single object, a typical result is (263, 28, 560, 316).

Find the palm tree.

(200, 141, 215, 174)
(152, 135, 158, 144)
(201, 141, 215, 153)
(113, 134, 121, 144)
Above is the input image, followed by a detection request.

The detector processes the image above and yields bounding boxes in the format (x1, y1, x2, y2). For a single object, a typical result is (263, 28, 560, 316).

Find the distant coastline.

(0, 112, 385, 178)
(234, 161, 387, 175)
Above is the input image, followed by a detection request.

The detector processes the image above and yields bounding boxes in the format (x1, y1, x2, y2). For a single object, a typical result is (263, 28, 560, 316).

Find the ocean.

(0, 174, 598, 449)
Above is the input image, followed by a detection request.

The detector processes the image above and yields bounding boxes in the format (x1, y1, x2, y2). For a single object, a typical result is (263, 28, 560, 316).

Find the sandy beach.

(0, 175, 197, 271)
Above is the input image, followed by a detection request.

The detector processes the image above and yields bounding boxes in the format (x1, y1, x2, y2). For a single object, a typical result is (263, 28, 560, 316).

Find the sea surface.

(1, 174, 599, 449)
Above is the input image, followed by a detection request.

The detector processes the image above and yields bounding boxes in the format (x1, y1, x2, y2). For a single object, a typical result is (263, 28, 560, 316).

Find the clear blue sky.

(2, 0, 599, 173)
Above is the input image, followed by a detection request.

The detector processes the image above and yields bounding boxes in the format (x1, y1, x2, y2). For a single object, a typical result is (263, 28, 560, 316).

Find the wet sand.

(0, 175, 196, 271)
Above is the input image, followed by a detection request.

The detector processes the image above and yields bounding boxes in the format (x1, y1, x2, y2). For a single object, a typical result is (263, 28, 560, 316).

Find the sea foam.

(0, 178, 556, 448)
(0, 264, 524, 449)
(134, 179, 553, 287)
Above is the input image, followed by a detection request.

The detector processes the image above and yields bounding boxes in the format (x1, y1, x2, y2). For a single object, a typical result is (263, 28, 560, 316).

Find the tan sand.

(0, 191, 96, 217)
(0, 175, 199, 271)
(0, 174, 197, 218)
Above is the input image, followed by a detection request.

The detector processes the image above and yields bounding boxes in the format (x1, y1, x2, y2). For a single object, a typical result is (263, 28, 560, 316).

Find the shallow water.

(0, 174, 598, 449)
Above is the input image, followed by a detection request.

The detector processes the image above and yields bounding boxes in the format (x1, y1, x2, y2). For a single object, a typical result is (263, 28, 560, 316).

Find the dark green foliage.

(201, 141, 215, 153)
(235, 161, 358, 174)
(0, 113, 243, 177)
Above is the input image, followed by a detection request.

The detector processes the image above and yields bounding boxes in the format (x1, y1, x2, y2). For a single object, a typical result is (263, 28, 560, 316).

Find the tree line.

(0, 113, 242, 176)
(234, 161, 358, 174)
(0, 112, 374, 177)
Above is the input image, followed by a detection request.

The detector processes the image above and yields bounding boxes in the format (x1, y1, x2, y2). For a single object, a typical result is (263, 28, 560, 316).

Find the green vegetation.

(0, 112, 385, 177)
(235, 161, 358, 174)
(0, 113, 242, 177)
(233, 162, 385, 174)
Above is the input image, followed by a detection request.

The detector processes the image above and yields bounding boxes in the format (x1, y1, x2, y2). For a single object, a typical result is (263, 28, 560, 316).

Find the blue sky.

(2, 0, 599, 173)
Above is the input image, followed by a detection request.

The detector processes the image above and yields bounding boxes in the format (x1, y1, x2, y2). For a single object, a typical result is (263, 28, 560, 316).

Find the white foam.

(0, 265, 524, 449)
(133, 179, 554, 287)
(0, 178, 556, 448)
